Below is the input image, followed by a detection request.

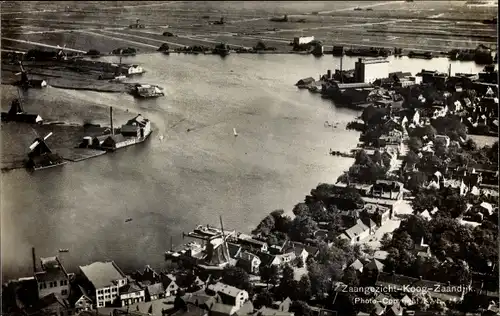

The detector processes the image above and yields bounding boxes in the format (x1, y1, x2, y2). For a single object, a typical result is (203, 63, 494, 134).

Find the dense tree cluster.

(337, 150, 390, 185)
(382, 212, 498, 285)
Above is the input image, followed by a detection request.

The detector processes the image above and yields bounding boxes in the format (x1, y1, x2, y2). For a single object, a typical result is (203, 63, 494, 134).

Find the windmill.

(14, 61, 29, 87)
(14, 61, 47, 89)
(55, 44, 68, 61)
(27, 129, 65, 170)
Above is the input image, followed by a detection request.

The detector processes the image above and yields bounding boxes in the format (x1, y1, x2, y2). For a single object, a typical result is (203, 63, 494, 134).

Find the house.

(119, 282, 145, 306)
(257, 307, 294, 316)
(385, 302, 403, 316)
(364, 259, 384, 273)
(271, 297, 292, 312)
(237, 235, 268, 252)
(227, 243, 242, 259)
(414, 238, 431, 258)
(434, 135, 450, 148)
(371, 180, 405, 200)
(333, 182, 373, 196)
(146, 283, 165, 301)
(363, 203, 391, 226)
(208, 302, 239, 316)
(258, 253, 281, 268)
(121, 114, 152, 139)
(35, 256, 71, 300)
(79, 261, 127, 308)
(479, 202, 494, 216)
(347, 259, 364, 274)
(69, 284, 93, 313)
(237, 251, 261, 274)
(26, 293, 69, 316)
(207, 283, 249, 308)
(161, 274, 179, 296)
(135, 265, 161, 285)
(340, 219, 370, 244)
(419, 210, 432, 221)
(282, 241, 309, 263)
(400, 294, 414, 307)
(100, 134, 138, 150)
(373, 250, 389, 263)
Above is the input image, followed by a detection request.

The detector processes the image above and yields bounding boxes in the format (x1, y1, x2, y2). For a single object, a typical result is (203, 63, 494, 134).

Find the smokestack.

(448, 64, 451, 77)
(110, 107, 114, 136)
(32, 247, 37, 273)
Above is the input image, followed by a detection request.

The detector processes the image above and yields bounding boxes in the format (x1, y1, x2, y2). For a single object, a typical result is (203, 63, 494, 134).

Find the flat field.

(1, 1, 497, 54)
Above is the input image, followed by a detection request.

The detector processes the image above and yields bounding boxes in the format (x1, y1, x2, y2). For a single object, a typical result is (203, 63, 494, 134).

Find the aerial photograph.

(0, 0, 498, 315)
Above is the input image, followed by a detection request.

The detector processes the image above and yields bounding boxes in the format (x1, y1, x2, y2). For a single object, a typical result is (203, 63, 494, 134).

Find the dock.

(55, 148, 107, 162)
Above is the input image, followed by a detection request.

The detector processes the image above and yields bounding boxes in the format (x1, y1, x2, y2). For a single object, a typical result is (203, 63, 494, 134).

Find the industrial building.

(354, 58, 389, 84)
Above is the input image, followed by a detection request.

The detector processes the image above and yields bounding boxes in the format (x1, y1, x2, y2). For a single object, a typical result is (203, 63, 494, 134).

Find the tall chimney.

(32, 247, 37, 273)
(110, 106, 114, 136)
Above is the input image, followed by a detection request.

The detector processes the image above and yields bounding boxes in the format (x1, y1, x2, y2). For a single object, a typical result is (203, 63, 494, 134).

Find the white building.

(79, 261, 127, 308)
(128, 65, 144, 75)
(207, 282, 249, 308)
(293, 36, 314, 46)
(119, 282, 145, 306)
(35, 256, 71, 299)
(354, 58, 389, 84)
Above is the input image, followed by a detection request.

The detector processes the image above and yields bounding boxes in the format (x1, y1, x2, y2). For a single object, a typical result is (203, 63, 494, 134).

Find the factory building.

(354, 58, 389, 84)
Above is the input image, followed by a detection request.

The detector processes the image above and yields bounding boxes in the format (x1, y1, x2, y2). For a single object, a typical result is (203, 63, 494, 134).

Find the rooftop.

(79, 261, 126, 289)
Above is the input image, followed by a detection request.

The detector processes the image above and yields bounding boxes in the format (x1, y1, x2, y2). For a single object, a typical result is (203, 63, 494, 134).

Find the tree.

(342, 268, 359, 286)
(297, 275, 312, 301)
(408, 136, 423, 152)
(254, 40, 267, 51)
(252, 214, 276, 237)
(254, 290, 273, 309)
(380, 233, 392, 249)
(222, 266, 252, 292)
(260, 265, 279, 287)
(289, 215, 318, 242)
(290, 301, 312, 316)
(278, 265, 298, 300)
(293, 203, 310, 216)
(405, 171, 427, 192)
(293, 256, 304, 268)
(372, 150, 382, 164)
(308, 262, 331, 297)
(355, 150, 372, 165)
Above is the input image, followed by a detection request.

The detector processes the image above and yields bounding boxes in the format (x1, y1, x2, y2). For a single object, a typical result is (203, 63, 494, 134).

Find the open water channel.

(1, 53, 486, 278)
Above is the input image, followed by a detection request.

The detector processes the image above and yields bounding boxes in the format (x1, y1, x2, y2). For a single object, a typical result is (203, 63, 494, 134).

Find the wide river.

(1, 54, 486, 278)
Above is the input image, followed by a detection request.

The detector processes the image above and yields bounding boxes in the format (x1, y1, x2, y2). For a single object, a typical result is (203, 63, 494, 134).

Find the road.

(1, 37, 86, 53)
(317, 1, 403, 14)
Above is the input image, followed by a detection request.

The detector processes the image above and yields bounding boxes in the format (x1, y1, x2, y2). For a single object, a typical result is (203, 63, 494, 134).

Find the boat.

(58, 249, 69, 253)
(131, 84, 164, 98)
(125, 218, 133, 222)
(194, 224, 221, 236)
(233, 128, 238, 137)
(408, 51, 433, 59)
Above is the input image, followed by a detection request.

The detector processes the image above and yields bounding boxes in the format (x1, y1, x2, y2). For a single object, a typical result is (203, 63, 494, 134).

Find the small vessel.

(159, 135, 164, 141)
(194, 224, 220, 236)
(233, 128, 238, 137)
(58, 249, 69, 253)
(125, 218, 133, 222)
(131, 84, 165, 98)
